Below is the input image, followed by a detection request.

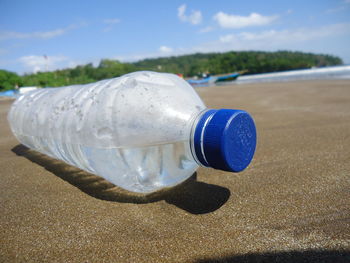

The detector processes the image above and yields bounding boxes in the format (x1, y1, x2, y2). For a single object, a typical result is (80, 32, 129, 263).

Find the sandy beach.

(1, 80, 350, 262)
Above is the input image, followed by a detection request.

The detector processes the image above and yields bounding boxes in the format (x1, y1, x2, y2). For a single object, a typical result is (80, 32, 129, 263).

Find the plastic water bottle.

(8, 71, 256, 193)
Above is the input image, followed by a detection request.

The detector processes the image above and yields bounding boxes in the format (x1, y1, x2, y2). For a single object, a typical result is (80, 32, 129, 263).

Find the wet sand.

(1, 80, 349, 262)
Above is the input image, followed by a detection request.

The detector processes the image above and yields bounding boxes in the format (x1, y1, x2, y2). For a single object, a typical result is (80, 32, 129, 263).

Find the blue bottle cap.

(193, 109, 257, 172)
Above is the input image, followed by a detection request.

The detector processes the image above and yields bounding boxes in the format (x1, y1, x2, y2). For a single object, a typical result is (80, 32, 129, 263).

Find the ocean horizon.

(231, 65, 350, 85)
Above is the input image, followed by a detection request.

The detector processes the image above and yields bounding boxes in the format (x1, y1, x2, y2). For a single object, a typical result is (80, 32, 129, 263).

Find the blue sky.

(1, 0, 350, 74)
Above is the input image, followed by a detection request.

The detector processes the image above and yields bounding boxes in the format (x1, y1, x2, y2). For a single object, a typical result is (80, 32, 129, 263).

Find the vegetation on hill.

(0, 70, 22, 91)
(0, 50, 343, 91)
(133, 51, 342, 77)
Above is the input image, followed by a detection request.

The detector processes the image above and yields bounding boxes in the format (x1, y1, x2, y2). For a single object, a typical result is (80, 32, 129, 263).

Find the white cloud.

(222, 23, 349, 45)
(199, 26, 214, 33)
(18, 55, 71, 73)
(213, 12, 278, 29)
(159, 46, 173, 53)
(177, 4, 202, 25)
(103, 18, 120, 25)
(326, 6, 347, 13)
(178, 4, 186, 18)
(0, 29, 65, 41)
(102, 18, 120, 32)
(17, 23, 347, 74)
(326, 0, 350, 13)
(0, 23, 84, 41)
(115, 24, 350, 62)
(194, 23, 350, 53)
(115, 47, 191, 62)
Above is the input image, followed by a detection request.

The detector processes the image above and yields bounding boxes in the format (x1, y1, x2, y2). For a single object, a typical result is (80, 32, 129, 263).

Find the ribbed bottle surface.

(8, 71, 206, 193)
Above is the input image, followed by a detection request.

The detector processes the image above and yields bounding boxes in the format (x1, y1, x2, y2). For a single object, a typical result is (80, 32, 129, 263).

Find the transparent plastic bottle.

(8, 71, 256, 193)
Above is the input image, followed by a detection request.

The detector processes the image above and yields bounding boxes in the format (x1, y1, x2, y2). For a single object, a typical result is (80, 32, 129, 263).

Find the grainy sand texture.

(1, 80, 350, 262)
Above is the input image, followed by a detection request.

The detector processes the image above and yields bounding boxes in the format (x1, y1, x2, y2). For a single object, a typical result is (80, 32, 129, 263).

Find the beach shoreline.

(1, 79, 349, 262)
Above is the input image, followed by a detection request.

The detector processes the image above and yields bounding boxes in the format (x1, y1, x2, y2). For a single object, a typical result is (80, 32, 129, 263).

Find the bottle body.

(8, 72, 206, 193)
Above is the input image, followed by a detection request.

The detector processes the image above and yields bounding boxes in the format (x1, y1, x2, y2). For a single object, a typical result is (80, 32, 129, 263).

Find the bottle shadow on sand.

(195, 249, 350, 263)
(11, 144, 230, 215)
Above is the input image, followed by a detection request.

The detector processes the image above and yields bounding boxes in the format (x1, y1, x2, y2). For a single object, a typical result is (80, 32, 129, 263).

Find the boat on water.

(187, 72, 240, 85)
(0, 86, 38, 98)
(0, 90, 17, 98)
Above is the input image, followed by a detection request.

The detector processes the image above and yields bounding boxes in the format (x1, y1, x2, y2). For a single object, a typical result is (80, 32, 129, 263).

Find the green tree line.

(0, 50, 343, 91)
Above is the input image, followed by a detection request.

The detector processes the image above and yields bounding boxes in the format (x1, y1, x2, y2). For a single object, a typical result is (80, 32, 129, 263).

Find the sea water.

(223, 65, 350, 85)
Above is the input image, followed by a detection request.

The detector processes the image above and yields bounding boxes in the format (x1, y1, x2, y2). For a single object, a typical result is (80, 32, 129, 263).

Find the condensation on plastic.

(8, 71, 206, 193)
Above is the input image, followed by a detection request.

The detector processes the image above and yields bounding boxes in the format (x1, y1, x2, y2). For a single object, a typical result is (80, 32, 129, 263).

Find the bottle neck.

(190, 109, 215, 167)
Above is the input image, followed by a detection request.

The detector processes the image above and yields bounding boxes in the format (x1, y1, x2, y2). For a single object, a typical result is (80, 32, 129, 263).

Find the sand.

(0, 80, 349, 262)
